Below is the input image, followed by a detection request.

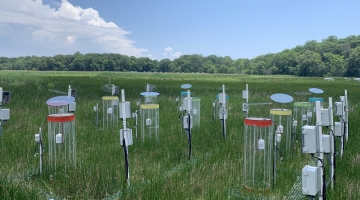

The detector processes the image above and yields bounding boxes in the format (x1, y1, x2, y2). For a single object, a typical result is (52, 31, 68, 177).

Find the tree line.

(1, 35, 360, 77)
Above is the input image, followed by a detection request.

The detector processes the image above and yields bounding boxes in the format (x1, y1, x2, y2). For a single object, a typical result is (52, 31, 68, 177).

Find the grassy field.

(0, 70, 359, 199)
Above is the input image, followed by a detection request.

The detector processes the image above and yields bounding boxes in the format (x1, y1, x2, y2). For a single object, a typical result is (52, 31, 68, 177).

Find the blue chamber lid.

(140, 92, 160, 96)
(309, 88, 324, 94)
(181, 84, 192, 89)
(46, 96, 75, 106)
(270, 93, 293, 103)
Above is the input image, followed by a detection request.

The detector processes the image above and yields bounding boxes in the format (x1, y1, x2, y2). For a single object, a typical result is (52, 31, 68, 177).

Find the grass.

(0, 71, 359, 199)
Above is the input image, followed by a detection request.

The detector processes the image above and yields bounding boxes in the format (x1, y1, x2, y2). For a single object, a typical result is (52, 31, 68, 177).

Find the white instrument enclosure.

(302, 125, 318, 154)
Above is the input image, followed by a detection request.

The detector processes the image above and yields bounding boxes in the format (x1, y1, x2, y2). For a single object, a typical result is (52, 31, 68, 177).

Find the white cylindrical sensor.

(107, 107, 113, 114)
(193, 109, 197, 115)
(276, 133, 281, 142)
(307, 111, 312, 118)
(146, 118, 152, 126)
(258, 139, 265, 150)
(35, 134, 40, 143)
(56, 133, 62, 144)
(277, 125, 284, 134)
(302, 114, 307, 121)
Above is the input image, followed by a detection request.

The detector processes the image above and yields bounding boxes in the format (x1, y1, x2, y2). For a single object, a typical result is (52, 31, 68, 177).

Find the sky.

(1, 0, 360, 61)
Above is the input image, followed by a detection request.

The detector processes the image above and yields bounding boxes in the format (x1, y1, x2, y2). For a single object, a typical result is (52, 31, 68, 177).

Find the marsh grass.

(0, 71, 359, 199)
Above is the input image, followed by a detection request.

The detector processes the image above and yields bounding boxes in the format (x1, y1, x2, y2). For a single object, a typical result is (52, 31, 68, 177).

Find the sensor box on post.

(183, 115, 193, 129)
(68, 102, 76, 112)
(219, 108, 228, 120)
(0, 108, 10, 120)
(218, 93, 226, 104)
(322, 134, 331, 153)
(242, 90, 248, 99)
(182, 97, 192, 112)
(302, 165, 320, 196)
(320, 109, 330, 126)
(334, 122, 343, 137)
(120, 128, 133, 146)
(119, 102, 131, 118)
(302, 125, 317, 154)
(242, 103, 248, 112)
(335, 102, 343, 116)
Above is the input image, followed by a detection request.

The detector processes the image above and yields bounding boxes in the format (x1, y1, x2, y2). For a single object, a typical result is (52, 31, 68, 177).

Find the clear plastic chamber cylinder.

(293, 102, 312, 140)
(308, 97, 324, 125)
(140, 104, 159, 142)
(47, 113, 76, 175)
(102, 96, 119, 130)
(270, 109, 292, 155)
(191, 97, 201, 127)
(243, 117, 273, 191)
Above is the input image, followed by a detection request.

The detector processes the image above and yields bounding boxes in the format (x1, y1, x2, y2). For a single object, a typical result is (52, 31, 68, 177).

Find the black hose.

(122, 138, 129, 181)
(343, 120, 346, 151)
(187, 113, 192, 160)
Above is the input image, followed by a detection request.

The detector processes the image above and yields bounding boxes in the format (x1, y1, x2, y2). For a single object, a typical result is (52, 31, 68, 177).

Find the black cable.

(312, 155, 326, 200)
(221, 104, 225, 139)
(187, 112, 192, 160)
(122, 137, 129, 181)
(343, 119, 346, 150)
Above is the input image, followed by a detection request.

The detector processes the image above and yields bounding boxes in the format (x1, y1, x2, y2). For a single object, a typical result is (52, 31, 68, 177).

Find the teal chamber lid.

(215, 94, 229, 99)
(309, 97, 324, 102)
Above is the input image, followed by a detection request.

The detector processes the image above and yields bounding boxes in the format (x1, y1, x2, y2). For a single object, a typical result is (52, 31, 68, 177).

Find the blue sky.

(1, 0, 360, 60)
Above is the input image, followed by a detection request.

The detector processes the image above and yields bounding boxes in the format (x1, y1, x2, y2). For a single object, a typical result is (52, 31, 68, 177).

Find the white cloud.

(0, 0, 147, 57)
(146, 54, 155, 60)
(163, 47, 182, 60)
(165, 47, 173, 52)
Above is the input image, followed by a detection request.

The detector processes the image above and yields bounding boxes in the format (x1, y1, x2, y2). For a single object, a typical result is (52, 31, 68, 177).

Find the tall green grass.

(0, 71, 359, 199)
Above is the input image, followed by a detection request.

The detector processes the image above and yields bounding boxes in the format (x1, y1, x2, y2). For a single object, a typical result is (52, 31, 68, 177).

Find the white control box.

(120, 128, 133, 146)
(183, 115, 193, 129)
(302, 125, 317, 154)
(0, 108, 10, 120)
(242, 103, 248, 112)
(293, 120, 298, 127)
(335, 102, 343, 116)
(322, 134, 331, 153)
(119, 102, 131, 118)
(320, 109, 330, 126)
(219, 108, 228, 120)
(182, 97, 192, 111)
(242, 90, 248, 99)
(302, 165, 320, 196)
(218, 93, 227, 104)
(334, 122, 343, 137)
(307, 111, 312, 118)
(68, 102, 76, 112)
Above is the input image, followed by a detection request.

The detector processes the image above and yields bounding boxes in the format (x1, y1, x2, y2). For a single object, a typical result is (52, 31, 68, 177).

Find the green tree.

(346, 46, 360, 76)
